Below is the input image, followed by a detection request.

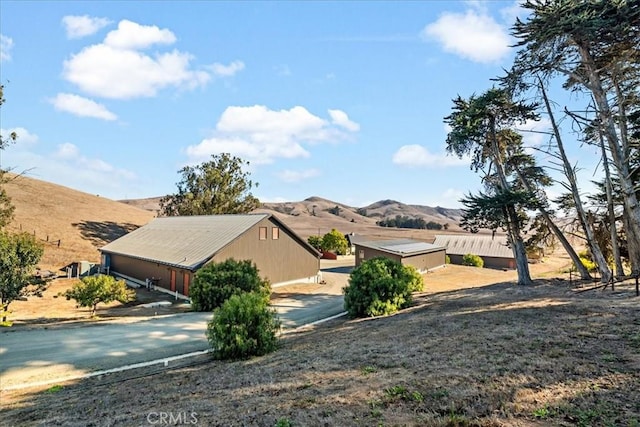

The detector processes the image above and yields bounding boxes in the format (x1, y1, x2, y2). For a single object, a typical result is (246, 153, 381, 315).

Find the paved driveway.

(0, 263, 351, 390)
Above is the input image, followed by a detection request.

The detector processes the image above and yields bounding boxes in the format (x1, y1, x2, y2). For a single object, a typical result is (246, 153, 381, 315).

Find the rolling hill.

(4, 174, 466, 270)
(120, 195, 464, 239)
(3, 174, 155, 269)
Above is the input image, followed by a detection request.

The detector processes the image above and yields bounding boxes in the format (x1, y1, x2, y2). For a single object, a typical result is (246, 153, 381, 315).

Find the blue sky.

(0, 1, 601, 208)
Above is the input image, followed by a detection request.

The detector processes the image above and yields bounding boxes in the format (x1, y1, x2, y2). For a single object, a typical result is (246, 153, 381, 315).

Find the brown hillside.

(121, 194, 466, 241)
(3, 174, 155, 270)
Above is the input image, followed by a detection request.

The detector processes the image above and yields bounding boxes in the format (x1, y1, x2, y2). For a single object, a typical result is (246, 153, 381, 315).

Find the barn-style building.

(100, 214, 320, 298)
(354, 239, 446, 272)
(433, 234, 516, 269)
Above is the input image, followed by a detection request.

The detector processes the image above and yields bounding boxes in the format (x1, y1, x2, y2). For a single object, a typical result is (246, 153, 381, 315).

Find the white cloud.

(209, 60, 245, 77)
(0, 34, 13, 62)
(276, 169, 321, 183)
(392, 144, 468, 167)
(62, 20, 210, 99)
(52, 142, 135, 179)
(0, 127, 39, 146)
(186, 105, 359, 164)
(328, 109, 360, 132)
(2, 130, 139, 199)
(421, 9, 511, 63)
(104, 20, 175, 49)
(62, 15, 111, 39)
(50, 93, 117, 121)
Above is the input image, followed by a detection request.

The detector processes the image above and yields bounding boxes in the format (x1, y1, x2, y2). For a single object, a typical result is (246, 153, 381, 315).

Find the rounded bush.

(462, 253, 484, 268)
(207, 292, 281, 360)
(343, 257, 424, 318)
(190, 259, 270, 312)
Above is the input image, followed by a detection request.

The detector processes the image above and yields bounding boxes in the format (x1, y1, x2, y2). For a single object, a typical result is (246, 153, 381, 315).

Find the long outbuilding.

(100, 214, 321, 298)
(433, 234, 515, 269)
(354, 238, 446, 272)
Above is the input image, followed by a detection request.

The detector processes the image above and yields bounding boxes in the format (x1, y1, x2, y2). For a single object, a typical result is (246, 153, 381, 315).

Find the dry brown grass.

(3, 173, 155, 269)
(2, 274, 639, 426)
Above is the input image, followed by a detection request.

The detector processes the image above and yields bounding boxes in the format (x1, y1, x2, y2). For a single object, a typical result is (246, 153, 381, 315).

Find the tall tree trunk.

(624, 214, 640, 277)
(489, 117, 533, 286)
(514, 168, 592, 280)
(599, 131, 625, 277)
(576, 42, 640, 252)
(538, 78, 612, 283)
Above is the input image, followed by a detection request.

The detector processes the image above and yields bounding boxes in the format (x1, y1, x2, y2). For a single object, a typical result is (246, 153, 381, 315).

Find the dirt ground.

(2, 273, 639, 426)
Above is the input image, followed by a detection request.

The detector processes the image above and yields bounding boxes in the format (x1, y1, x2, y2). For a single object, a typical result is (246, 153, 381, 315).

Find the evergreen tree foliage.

(160, 153, 260, 216)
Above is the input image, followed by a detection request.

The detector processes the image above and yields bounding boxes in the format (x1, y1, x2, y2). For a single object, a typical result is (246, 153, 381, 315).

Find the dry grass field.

(3, 175, 639, 426)
(2, 276, 639, 426)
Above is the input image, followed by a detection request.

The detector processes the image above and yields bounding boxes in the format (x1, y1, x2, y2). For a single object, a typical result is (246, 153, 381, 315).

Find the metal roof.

(433, 234, 513, 259)
(355, 239, 445, 256)
(100, 214, 270, 270)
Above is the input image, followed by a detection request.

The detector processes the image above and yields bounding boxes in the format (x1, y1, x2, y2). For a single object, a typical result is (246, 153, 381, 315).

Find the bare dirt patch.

(3, 278, 191, 329)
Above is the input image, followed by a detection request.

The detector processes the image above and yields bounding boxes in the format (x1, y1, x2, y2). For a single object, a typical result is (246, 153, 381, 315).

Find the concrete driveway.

(0, 259, 352, 390)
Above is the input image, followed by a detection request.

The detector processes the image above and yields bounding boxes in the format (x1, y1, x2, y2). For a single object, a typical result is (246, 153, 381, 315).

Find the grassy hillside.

(122, 195, 466, 241)
(3, 174, 155, 269)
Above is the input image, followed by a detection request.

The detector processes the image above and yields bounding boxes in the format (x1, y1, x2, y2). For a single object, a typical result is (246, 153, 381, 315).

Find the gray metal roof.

(355, 239, 445, 256)
(101, 214, 270, 270)
(433, 234, 513, 259)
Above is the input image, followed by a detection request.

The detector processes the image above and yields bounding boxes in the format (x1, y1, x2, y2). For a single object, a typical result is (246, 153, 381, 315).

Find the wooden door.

(170, 270, 176, 292)
(183, 272, 190, 296)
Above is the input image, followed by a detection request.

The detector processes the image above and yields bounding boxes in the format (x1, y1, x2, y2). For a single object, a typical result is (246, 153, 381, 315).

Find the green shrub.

(63, 275, 134, 317)
(462, 253, 484, 268)
(191, 259, 270, 311)
(445, 255, 451, 264)
(207, 291, 281, 360)
(343, 257, 424, 318)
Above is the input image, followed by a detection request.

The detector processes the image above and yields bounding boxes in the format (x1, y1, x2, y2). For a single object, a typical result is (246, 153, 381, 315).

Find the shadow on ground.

(72, 220, 140, 247)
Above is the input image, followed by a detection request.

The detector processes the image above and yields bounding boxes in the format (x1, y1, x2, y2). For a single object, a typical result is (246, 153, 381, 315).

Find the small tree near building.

(307, 235, 323, 251)
(321, 228, 348, 255)
(190, 258, 270, 312)
(64, 275, 134, 317)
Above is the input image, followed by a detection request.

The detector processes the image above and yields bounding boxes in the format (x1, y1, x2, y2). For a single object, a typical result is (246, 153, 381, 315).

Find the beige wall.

(105, 216, 320, 297)
(214, 217, 320, 284)
(355, 244, 445, 271)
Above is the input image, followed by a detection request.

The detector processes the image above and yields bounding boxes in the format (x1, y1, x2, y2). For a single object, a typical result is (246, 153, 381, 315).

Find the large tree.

(160, 153, 260, 216)
(512, 0, 640, 271)
(445, 88, 537, 285)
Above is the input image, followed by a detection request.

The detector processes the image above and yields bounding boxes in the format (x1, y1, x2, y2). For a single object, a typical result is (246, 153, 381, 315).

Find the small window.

(259, 227, 267, 240)
(359, 250, 365, 259)
(272, 227, 280, 240)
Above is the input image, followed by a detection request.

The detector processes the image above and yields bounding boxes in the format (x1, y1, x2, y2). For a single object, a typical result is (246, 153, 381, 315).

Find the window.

(359, 250, 365, 259)
(259, 227, 267, 240)
(272, 227, 280, 240)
